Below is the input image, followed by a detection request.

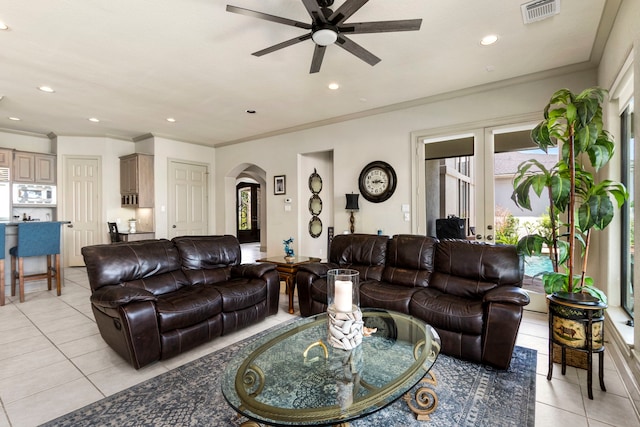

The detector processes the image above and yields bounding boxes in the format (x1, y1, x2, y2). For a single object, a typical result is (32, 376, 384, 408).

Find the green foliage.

(495, 208, 519, 245)
(511, 87, 629, 302)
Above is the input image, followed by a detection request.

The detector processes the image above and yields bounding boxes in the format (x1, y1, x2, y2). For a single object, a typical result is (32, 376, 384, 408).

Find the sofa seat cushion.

(214, 279, 267, 312)
(156, 285, 223, 332)
(410, 288, 483, 335)
(360, 282, 419, 313)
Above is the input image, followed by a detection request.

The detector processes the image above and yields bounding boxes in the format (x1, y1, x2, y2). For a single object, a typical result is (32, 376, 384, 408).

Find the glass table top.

(222, 309, 441, 426)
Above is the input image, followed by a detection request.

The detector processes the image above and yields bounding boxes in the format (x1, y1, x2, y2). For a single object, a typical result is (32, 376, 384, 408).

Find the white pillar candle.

(334, 279, 353, 312)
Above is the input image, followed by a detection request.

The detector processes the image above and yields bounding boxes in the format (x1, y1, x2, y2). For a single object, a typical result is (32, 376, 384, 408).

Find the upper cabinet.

(120, 153, 154, 208)
(0, 149, 11, 168)
(13, 151, 56, 184)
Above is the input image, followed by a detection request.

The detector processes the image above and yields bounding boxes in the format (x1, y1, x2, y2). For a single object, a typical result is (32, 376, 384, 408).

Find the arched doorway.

(226, 163, 267, 252)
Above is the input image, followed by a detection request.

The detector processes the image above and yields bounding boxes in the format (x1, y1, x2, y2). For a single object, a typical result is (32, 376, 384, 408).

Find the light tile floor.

(0, 244, 637, 426)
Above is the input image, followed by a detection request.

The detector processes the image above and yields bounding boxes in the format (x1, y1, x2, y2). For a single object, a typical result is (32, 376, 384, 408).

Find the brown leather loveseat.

(296, 234, 529, 369)
(82, 235, 280, 369)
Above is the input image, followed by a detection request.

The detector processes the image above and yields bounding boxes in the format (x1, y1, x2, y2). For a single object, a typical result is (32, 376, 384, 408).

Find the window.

(621, 100, 634, 318)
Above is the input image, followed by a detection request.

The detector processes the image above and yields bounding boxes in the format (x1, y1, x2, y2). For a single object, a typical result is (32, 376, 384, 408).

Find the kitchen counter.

(118, 231, 155, 242)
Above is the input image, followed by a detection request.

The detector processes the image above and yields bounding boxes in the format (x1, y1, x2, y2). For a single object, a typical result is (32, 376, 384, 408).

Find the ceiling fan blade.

(335, 35, 380, 66)
(300, 0, 328, 24)
(329, 0, 370, 25)
(226, 5, 312, 30)
(252, 33, 312, 56)
(310, 45, 327, 73)
(339, 19, 422, 34)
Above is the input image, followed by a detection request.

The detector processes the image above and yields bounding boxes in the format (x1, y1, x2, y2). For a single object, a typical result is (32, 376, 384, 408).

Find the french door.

(413, 118, 554, 241)
(236, 182, 260, 243)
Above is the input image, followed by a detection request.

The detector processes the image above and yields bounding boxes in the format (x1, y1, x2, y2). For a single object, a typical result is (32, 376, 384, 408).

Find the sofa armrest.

(483, 286, 530, 306)
(298, 262, 337, 277)
(90, 286, 157, 309)
(231, 263, 277, 279)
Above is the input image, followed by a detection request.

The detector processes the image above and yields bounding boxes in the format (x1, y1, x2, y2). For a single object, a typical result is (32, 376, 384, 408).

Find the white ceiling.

(0, 0, 618, 147)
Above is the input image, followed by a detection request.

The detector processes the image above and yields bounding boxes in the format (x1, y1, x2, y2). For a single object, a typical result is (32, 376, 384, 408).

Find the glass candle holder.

(327, 269, 359, 312)
(327, 269, 362, 350)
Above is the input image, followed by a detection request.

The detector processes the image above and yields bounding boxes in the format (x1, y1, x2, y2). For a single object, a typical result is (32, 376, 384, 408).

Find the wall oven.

(12, 183, 57, 206)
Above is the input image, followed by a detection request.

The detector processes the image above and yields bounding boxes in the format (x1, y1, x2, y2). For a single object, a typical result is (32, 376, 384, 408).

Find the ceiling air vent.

(521, 0, 560, 24)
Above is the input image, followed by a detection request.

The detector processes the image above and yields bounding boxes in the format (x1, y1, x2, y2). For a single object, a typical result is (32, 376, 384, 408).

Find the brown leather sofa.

(296, 234, 529, 369)
(82, 235, 280, 369)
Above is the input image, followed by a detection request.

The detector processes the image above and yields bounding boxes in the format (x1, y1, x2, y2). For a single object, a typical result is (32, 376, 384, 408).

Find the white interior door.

(168, 160, 208, 238)
(63, 156, 101, 266)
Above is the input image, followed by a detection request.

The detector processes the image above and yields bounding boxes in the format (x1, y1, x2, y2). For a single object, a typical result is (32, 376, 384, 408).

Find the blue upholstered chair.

(0, 224, 5, 306)
(10, 222, 61, 303)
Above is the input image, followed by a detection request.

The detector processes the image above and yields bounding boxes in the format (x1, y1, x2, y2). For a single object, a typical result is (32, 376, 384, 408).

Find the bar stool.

(10, 222, 61, 303)
(0, 224, 5, 306)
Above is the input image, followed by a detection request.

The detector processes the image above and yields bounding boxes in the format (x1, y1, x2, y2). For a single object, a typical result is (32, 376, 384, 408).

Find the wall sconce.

(345, 193, 359, 233)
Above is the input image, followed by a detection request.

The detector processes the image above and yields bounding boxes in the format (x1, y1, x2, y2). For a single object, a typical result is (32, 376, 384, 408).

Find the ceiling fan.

(226, 0, 422, 73)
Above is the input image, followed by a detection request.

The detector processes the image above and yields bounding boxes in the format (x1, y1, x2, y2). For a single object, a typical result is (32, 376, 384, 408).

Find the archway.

(226, 163, 267, 251)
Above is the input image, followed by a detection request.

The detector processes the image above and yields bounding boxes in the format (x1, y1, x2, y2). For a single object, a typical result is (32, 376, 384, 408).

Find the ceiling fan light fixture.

(312, 29, 338, 46)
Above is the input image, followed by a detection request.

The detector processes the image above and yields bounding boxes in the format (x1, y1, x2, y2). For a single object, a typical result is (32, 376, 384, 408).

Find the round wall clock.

(358, 161, 397, 203)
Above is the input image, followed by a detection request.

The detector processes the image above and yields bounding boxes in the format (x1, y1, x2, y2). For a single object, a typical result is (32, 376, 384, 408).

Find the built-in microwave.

(12, 183, 57, 205)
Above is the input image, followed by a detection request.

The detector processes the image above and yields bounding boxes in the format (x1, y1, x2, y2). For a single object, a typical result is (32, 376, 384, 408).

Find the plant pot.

(548, 292, 606, 369)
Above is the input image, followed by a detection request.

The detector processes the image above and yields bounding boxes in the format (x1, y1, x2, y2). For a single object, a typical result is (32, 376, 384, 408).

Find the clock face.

(358, 161, 397, 203)
(364, 168, 389, 195)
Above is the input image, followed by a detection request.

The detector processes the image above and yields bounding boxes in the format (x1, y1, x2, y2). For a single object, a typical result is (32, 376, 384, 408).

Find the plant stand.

(547, 292, 606, 399)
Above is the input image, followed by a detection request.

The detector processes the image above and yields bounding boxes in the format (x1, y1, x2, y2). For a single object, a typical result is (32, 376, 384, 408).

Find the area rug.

(42, 325, 536, 427)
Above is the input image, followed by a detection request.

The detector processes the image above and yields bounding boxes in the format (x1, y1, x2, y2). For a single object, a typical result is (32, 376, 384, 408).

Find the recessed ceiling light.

(328, 82, 340, 90)
(480, 34, 499, 46)
(245, 109, 256, 114)
(0, 22, 8, 30)
(38, 86, 55, 93)
(166, 117, 176, 122)
(88, 117, 100, 123)
(8, 116, 21, 121)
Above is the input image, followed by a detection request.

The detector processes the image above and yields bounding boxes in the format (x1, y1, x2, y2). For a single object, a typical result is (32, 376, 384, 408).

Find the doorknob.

(486, 235, 493, 241)
(172, 225, 177, 228)
(67, 224, 74, 228)
(475, 234, 483, 240)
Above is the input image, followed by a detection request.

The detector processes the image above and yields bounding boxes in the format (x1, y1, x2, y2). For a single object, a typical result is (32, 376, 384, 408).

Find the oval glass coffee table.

(222, 309, 441, 426)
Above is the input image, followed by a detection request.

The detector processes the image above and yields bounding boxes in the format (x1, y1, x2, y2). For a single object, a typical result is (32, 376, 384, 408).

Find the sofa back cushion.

(173, 235, 241, 285)
(382, 235, 436, 287)
(329, 234, 388, 281)
(430, 240, 524, 298)
(82, 239, 189, 294)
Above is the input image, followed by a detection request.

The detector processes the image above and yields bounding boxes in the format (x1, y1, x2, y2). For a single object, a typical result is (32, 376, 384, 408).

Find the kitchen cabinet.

(13, 152, 56, 184)
(0, 149, 11, 168)
(120, 153, 154, 207)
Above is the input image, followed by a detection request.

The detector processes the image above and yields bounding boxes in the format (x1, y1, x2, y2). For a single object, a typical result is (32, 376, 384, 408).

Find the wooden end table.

(257, 256, 320, 314)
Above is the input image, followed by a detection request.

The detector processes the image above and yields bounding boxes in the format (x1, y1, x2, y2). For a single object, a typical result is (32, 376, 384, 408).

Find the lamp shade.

(345, 193, 359, 211)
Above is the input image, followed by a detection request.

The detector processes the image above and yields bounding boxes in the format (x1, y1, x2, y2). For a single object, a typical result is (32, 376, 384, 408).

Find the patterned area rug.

(42, 325, 536, 427)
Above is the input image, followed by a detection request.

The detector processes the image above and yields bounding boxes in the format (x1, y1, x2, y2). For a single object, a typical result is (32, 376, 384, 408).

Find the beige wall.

(596, 0, 640, 366)
(215, 68, 597, 257)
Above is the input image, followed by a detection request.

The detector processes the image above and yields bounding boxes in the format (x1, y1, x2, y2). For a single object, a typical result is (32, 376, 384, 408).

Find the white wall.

(215, 68, 597, 256)
(0, 130, 51, 154)
(596, 0, 640, 366)
(299, 150, 333, 260)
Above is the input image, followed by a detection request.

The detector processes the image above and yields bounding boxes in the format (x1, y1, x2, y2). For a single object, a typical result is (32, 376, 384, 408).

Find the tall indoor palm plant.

(511, 87, 628, 303)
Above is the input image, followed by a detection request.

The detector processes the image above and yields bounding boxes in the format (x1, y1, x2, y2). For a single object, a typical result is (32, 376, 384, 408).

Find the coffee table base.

(403, 371, 438, 421)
